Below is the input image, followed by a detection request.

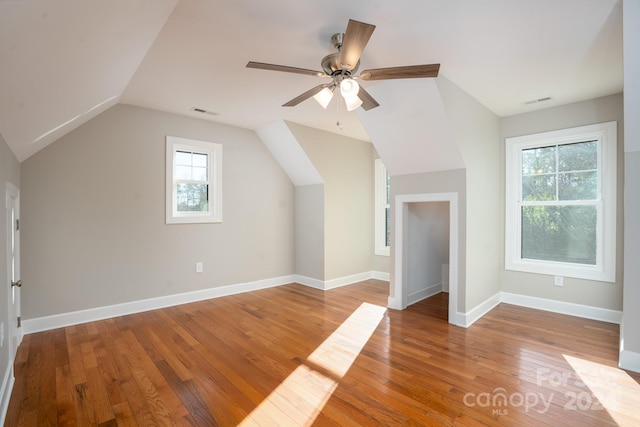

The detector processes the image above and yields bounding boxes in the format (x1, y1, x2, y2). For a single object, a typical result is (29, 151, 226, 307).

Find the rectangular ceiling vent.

(524, 97, 552, 105)
(191, 107, 219, 116)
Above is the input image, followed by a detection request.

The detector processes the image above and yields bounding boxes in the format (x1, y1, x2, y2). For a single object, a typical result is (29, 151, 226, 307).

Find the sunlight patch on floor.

(563, 354, 640, 426)
(240, 302, 387, 426)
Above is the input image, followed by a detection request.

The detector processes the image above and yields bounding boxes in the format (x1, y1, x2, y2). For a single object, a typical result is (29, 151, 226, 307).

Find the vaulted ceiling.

(0, 0, 623, 162)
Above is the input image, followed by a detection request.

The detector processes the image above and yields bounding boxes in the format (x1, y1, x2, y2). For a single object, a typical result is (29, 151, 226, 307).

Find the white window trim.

(505, 121, 616, 282)
(374, 158, 390, 256)
(166, 136, 222, 224)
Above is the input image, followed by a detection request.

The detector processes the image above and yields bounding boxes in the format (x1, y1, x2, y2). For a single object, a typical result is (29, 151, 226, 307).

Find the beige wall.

(371, 252, 390, 275)
(287, 123, 375, 281)
(294, 184, 324, 280)
(20, 104, 295, 319)
(437, 76, 502, 311)
(0, 134, 21, 399)
(500, 94, 624, 310)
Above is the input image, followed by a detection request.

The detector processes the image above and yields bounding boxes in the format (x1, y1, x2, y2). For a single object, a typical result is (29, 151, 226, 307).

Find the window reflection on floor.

(563, 354, 640, 426)
(239, 303, 387, 426)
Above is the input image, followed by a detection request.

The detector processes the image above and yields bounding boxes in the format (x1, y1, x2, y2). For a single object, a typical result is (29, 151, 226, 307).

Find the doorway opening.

(5, 183, 21, 361)
(390, 192, 459, 325)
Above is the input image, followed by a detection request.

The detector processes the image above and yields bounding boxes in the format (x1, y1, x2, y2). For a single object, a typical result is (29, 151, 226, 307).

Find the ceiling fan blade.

(358, 86, 380, 111)
(337, 19, 376, 71)
(360, 64, 440, 81)
(282, 84, 330, 107)
(246, 61, 327, 77)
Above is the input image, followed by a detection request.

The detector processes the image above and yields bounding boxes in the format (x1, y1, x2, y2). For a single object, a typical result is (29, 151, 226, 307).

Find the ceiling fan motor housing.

(321, 33, 359, 76)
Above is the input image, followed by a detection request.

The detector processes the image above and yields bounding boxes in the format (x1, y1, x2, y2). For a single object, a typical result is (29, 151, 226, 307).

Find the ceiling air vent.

(191, 107, 219, 116)
(524, 97, 552, 105)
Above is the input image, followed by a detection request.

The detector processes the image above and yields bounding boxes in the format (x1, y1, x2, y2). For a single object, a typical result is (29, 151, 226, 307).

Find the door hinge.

(17, 316, 21, 328)
(16, 219, 19, 231)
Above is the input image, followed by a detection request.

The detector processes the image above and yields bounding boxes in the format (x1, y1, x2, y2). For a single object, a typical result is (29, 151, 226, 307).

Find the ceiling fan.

(246, 19, 440, 112)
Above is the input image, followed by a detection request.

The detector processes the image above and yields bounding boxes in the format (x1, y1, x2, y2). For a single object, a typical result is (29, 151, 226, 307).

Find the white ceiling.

(0, 0, 622, 162)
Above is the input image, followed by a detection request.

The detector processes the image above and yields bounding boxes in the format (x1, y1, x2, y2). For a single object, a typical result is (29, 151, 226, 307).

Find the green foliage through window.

(521, 141, 597, 202)
(521, 205, 597, 265)
(177, 183, 209, 212)
(520, 140, 598, 264)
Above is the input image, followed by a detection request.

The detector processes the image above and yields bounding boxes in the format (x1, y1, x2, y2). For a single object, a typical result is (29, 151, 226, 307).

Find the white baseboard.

(296, 271, 390, 291)
(458, 293, 501, 328)
(294, 275, 325, 290)
(407, 283, 443, 306)
(23, 275, 296, 334)
(22, 272, 393, 335)
(501, 292, 622, 324)
(0, 361, 14, 426)
(372, 271, 390, 282)
(458, 291, 623, 329)
(323, 272, 377, 290)
(619, 349, 640, 373)
(387, 296, 402, 310)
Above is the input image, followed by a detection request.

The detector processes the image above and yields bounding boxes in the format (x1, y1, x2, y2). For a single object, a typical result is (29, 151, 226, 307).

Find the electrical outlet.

(554, 275, 564, 287)
(0, 322, 4, 348)
(196, 262, 203, 273)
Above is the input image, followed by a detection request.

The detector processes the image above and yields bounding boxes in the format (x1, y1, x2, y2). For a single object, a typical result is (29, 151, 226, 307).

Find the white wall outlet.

(554, 275, 564, 287)
(196, 262, 203, 273)
(0, 322, 4, 348)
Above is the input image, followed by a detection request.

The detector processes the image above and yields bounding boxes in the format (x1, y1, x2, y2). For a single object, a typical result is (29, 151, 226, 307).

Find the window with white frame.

(505, 121, 616, 282)
(375, 158, 391, 256)
(166, 136, 222, 224)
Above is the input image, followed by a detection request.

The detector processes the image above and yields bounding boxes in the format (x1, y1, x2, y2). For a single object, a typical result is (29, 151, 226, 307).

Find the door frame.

(5, 182, 21, 360)
(389, 192, 459, 325)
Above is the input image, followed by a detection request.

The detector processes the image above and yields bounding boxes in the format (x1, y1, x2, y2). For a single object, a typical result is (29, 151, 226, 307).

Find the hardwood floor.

(5, 280, 640, 426)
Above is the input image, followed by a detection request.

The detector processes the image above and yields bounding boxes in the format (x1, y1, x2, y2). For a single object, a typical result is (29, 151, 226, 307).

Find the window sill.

(166, 215, 222, 225)
(506, 259, 615, 283)
(375, 248, 390, 257)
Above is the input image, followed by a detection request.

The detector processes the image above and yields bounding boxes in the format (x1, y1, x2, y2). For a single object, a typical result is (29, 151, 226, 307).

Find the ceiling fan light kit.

(313, 85, 335, 109)
(344, 95, 363, 112)
(339, 79, 363, 111)
(340, 78, 359, 97)
(247, 19, 440, 111)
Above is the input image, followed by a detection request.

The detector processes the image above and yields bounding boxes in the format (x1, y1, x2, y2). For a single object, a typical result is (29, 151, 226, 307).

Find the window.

(505, 122, 616, 282)
(166, 136, 222, 224)
(375, 159, 391, 256)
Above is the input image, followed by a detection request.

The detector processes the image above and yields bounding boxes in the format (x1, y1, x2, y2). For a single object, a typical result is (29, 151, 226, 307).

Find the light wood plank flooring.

(5, 280, 640, 426)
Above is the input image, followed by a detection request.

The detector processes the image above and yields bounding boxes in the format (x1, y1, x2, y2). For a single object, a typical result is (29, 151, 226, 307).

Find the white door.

(6, 183, 21, 360)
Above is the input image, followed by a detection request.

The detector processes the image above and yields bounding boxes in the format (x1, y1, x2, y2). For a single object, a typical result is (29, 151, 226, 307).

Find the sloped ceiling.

(0, 0, 623, 162)
(0, 0, 179, 161)
(256, 121, 323, 186)
(358, 79, 465, 176)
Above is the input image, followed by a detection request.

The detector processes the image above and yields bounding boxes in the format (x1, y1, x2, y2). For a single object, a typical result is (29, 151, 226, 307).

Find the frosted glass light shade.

(313, 87, 334, 109)
(344, 95, 363, 111)
(340, 79, 362, 111)
(340, 79, 360, 98)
